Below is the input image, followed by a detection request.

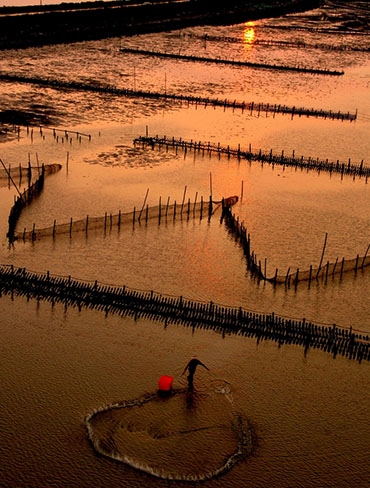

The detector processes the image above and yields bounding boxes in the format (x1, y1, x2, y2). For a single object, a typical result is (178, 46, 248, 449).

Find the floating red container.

(158, 375, 174, 392)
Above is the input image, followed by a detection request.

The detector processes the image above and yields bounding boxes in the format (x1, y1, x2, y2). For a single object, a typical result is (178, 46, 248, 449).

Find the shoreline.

(0, 0, 322, 50)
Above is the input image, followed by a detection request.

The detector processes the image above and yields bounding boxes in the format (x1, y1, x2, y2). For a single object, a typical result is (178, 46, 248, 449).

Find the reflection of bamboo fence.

(222, 206, 370, 286)
(0, 264, 369, 363)
(134, 135, 368, 180)
(13, 197, 219, 241)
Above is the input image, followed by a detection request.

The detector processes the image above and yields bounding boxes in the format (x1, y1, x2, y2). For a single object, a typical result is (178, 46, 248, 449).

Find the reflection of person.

(182, 357, 209, 390)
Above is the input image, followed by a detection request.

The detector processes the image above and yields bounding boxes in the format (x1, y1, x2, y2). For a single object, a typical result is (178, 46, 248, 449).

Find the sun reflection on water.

(243, 22, 255, 48)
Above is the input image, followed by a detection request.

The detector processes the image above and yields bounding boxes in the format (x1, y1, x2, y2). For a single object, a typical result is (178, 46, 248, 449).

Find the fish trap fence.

(0, 264, 369, 363)
(223, 207, 370, 286)
(182, 32, 370, 53)
(14, 198, 217, 241)
(7, 164, 62, 242)
(0, 73, 357, 122)
(134, 136, 368, 179)
(0, 162, 61, 180)
(120, 47, 345, 76)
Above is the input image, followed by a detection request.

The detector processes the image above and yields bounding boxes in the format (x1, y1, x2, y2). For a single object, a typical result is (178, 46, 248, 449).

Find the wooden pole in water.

(316, 232, 328, 279)
(181, 185, 187, 216)
(138, 188, 149, 222)
(209, 172, 212, 198)
(340, 257, 345, 280)
(361, 244, 370, 268)
(165, 196, 170, 217)
(0, 157, 24, 202)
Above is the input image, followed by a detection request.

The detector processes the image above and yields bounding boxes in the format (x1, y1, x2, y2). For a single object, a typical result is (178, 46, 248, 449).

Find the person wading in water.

(182, 357, 209, 390)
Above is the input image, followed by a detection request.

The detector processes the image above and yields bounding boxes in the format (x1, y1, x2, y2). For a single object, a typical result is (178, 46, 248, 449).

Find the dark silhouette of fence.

(181, 32, 370, 53)
(133, 135, 368, 179)
(0, 73, 357, 122)
(221, 204, 370, 287)
(13, 196, 223, 241)
(7, 163, 62, 242)
(120, 47, 345, 76)
(0, 264, 368, 363)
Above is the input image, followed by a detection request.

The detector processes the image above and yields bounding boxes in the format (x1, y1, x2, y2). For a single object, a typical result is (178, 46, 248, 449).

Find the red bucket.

(158, 375, 174, 392)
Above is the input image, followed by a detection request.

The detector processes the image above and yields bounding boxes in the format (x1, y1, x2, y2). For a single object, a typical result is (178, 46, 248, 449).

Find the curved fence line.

(222, 206, 370, 286)
(134, 135, 368, 179)
(0, 73, 357, 121)
(119, 47, 345, 76)
(7, 163, 62, 242)
(0, 264, 368, 362)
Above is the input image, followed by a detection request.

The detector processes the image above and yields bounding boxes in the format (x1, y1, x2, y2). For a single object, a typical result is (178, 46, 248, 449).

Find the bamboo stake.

(316, 232, 328, 279)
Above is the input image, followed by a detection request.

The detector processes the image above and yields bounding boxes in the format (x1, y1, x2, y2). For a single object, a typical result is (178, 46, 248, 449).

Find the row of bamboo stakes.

(134, 135, 369, 180)
(0, 264, 369, 363)
(120, 46, 345, 76)
(180, 32, 370, 53)
(0, 73, 357, 121)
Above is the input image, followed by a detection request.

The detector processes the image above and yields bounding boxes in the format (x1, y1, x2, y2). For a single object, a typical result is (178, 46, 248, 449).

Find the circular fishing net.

(86, 386, 252, 481)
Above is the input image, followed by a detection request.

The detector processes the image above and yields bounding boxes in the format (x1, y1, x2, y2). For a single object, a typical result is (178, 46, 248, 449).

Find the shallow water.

(1, 2, 370, 487)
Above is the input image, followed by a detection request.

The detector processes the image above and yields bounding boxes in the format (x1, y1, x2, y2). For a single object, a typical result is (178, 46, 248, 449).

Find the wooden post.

(316, 232, 328, 279)
(165, 196, 170, 217)
(180, 185, 187, 216)
(138, 188, 149, 223)
(193, 191, 198, 216)
(332, 257, 338, 277)
(340, 257, 345, 280)
(284, 267, 290, 286)
(361, 244, 370, 268)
